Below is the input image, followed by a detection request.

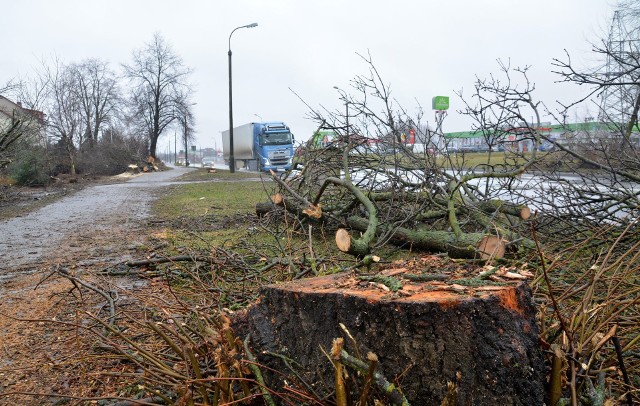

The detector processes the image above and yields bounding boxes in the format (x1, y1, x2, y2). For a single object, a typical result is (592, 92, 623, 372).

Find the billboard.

(432, 96, 450, 110)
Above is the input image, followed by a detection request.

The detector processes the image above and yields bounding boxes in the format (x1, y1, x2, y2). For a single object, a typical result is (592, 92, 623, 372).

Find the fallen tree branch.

(125, 255, 210, 267)
(346, 215, 505, 259)
(56, 268, 116, 331)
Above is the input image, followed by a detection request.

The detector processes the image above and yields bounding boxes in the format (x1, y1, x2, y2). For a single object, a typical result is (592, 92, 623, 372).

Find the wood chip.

(502, 271, 527, 280)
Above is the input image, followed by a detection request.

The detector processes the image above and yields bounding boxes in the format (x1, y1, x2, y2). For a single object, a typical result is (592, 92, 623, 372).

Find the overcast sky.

(1, 0, 616, 151)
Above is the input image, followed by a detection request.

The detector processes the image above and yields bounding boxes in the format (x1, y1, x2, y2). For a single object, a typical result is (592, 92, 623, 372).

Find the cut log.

(270, 193, 284, 205)
(235, 271, 544, 405)
(255, 196, 326, 222)
(335, 228, 371, 257)
(255, 201, 280, 217)
(335, 228, 352, 252)
(519, 205, 531, 220)
(346, 215, 506, 259)
(475, 200, 531, 220)
(127, 164, 140, 174)
(477, 235, 506, 259)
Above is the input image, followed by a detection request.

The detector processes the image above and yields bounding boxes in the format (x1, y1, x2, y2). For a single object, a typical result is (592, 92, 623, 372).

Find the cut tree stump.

(235, 269, 544, 405)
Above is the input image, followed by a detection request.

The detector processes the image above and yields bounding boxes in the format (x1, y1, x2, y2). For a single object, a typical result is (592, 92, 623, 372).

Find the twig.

(243, 335, 276, 406)
(269, 169, 314, 207)
(530, 216, 571, 338)
(0, 392, 165, 405)
(340, 349, 410, 406)
(263, 351, 322, 400)
(357, 352, 378, 406)
(339, 323, 362, 360)
(125, 255, 210, 267)
(612, 335, 635, 406)
(56, 268, 116, 331)
(332, 338, 347, 406)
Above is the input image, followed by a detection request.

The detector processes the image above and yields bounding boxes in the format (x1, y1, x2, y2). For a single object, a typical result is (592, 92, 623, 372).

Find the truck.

(222, 122, 295, 172)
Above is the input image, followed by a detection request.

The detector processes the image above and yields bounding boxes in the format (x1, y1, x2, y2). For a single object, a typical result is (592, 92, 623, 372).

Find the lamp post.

(184, 117, 189, 167)
(228, 22, 258, 173)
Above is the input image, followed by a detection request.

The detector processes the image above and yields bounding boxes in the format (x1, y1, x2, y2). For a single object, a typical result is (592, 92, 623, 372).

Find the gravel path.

(0, 167, 193, 273)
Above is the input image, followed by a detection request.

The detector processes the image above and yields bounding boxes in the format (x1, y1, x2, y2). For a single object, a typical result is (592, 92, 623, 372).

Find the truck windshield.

(259, 132, 292, 146)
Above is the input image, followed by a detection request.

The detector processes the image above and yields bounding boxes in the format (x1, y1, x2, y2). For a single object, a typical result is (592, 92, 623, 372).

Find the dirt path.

(0, 167, 195, 403)
(0, 167, 193, 279)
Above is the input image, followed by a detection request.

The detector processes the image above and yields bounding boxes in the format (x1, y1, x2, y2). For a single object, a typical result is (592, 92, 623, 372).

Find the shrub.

(76, 137, 148, 176)
(8, 146, 50, 186)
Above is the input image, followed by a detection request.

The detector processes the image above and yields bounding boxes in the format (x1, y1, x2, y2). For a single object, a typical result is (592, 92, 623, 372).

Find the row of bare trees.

(0, 33, 194, 181)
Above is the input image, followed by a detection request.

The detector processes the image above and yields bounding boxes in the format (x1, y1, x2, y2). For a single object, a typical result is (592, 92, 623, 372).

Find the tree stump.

(235, 269, 544, 405)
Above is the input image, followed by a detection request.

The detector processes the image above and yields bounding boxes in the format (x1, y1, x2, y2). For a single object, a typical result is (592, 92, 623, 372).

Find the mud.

(0, 167, 194, 276)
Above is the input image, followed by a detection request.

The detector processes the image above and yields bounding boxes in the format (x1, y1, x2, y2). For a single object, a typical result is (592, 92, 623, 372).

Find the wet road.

(0, 167, 193, 273)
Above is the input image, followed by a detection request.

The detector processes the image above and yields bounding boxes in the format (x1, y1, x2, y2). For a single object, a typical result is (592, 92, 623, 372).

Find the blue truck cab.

(253, 122, 295, 171)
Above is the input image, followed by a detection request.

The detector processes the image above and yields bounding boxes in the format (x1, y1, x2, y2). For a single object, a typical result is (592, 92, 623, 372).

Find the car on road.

(201, 157, 216, 168)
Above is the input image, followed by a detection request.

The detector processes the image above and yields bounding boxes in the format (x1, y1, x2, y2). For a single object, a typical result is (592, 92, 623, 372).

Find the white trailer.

(222, 122, 255, 164)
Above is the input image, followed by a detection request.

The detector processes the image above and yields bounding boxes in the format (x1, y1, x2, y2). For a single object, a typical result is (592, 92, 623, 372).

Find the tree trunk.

(255, 194, 325, 222)
(346, 215, 506, 259)
(236, 272, 544, 405)
(335, 228, 371, 257)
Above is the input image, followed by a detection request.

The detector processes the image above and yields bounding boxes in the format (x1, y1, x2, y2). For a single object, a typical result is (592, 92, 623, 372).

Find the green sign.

(432, 96, 450, 110)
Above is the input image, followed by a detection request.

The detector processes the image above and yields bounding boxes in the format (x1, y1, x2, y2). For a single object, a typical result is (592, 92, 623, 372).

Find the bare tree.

(525, 3, 640, 230)
(175, 93, 196, 164)
(69, 59, 120, 149)
(122, 33, 193, 159)
(45, 60, 84, 175)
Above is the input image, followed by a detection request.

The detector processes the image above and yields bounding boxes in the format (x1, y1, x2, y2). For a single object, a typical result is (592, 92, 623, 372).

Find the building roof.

(0, 95, 45, 124)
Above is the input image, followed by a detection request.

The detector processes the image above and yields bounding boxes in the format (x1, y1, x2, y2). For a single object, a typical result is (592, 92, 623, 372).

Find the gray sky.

(1, 0, 615, 151)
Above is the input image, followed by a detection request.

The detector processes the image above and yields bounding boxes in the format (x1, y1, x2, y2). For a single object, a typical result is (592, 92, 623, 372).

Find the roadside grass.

(154, 178, 274, 219)
(438, 150, 549, 168)
(150, 175, 412, 293)
(342, 150, 563, 170)
(438, 150, 600, 172)
(174, 167, 265, 182)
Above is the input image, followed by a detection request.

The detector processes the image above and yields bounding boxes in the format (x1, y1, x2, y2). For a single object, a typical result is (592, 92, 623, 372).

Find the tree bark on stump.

(235, 272, 544, 405)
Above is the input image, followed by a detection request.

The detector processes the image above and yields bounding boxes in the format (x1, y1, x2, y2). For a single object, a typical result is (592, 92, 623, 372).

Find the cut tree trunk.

(346, 215, 506, 259)
(255, 194, 325, 222)
(235, 271, 544, 405)
(335, 228, 372, 257)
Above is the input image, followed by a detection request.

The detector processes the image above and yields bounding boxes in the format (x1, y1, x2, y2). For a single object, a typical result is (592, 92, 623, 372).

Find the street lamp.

(254, 113, 263, 122)
(228, 22, 258, 173)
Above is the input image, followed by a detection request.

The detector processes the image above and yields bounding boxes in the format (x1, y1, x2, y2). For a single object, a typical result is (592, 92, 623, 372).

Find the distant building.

(442, 122, 639, 153)
(0, 95, 46, 143)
